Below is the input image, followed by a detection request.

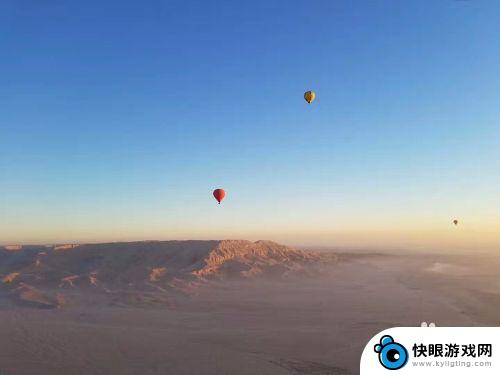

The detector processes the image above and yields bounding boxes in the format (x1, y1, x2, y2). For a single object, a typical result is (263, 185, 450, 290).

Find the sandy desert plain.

(0, 240, 498, 375)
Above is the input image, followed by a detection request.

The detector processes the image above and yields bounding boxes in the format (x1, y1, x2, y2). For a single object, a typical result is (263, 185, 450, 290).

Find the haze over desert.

(0, 240, 498, 374)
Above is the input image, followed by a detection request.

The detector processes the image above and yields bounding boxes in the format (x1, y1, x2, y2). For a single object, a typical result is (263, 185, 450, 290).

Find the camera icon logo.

(374, 335, 408, 370)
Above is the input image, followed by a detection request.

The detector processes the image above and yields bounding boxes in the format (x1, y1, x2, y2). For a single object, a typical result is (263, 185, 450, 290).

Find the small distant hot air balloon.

(453, 219, 458, 226)
(304, 90, 316, 104)
(213, 189, 226, 204)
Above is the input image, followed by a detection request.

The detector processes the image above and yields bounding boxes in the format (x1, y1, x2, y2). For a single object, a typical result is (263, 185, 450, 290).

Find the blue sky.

(1, 0, 499, 249)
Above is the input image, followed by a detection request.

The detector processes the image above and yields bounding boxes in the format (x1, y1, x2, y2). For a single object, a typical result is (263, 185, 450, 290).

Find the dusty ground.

(0, 253, 498, 375)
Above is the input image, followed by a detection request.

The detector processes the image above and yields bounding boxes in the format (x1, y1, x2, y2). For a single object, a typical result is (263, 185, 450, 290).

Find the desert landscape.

(0, 240, 498, 375)
(2, 1, 499, 374)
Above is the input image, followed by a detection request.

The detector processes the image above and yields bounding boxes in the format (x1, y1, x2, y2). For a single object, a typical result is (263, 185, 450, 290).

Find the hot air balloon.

(213, 189, 226, 204)
(304, 91, 316, 104)
(453, 219, 458, 226)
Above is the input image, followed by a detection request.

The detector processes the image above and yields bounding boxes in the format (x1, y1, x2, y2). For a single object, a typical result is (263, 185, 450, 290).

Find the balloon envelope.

(304, 91, 316, 104)
(213, 189, 226, 204)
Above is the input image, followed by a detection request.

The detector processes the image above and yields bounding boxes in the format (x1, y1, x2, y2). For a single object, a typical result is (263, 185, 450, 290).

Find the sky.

(1, 0, 499, 251)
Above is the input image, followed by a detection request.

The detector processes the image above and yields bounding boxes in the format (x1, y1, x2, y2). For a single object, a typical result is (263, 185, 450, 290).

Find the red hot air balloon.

(213, 189, 226, 204)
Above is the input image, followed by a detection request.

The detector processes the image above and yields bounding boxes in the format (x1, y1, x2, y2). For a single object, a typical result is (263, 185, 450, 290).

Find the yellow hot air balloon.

(304, 90, 316, 104)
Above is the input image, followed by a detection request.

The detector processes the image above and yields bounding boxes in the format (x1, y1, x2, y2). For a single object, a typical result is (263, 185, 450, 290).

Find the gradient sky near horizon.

(1, 0, 499, 250)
